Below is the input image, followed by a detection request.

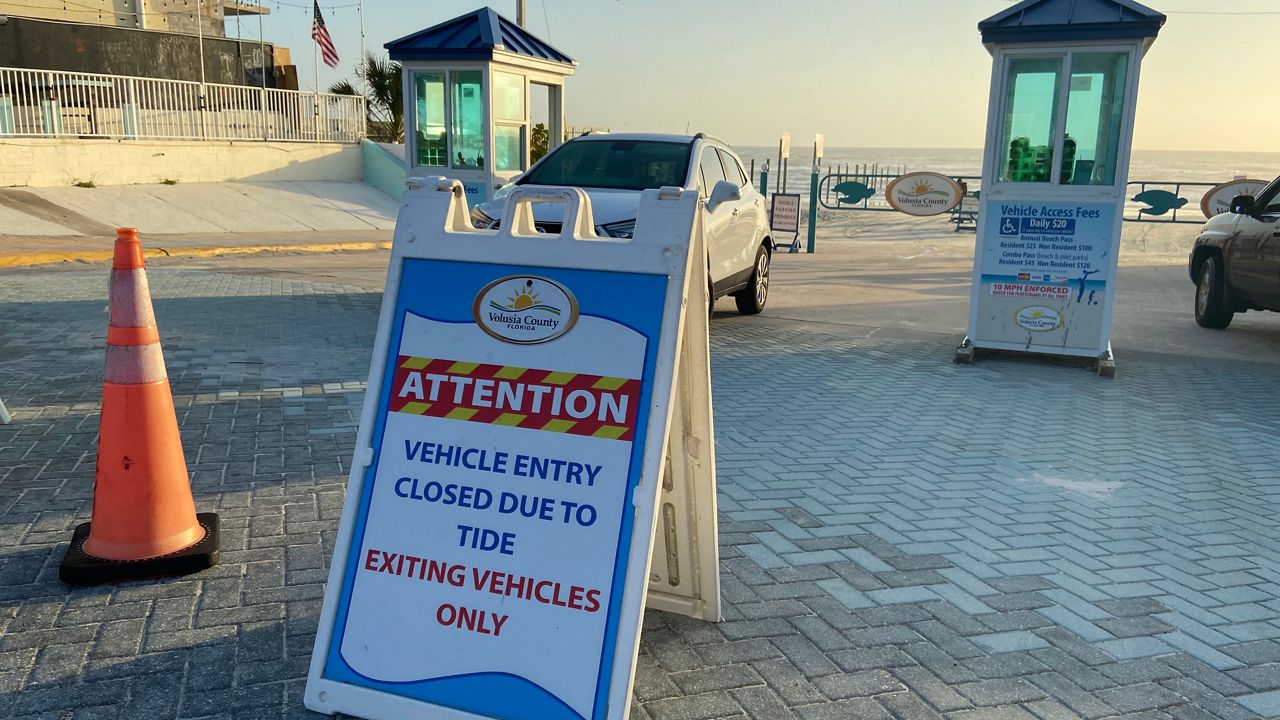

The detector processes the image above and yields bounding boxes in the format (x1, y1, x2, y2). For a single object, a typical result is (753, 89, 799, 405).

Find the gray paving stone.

(1097, 636, 1177, 660)
(955, 677, 1048, 706)
(812, 669, 902, 699)
(4, 267, 1280, 720)
(1235, 690, 1280, 718)
(962, 651, 1050, 680)
(1227, 664, 1280, 692)
(947, 707, 1039, 720)
(876, 691, 945, 720)
(1097, 681, 1188, 713)
(971, 631, 1051, 654)
(1223, 642, 1280, 666)
(793, 696, 893, 720)
(646, 691, 743, 720)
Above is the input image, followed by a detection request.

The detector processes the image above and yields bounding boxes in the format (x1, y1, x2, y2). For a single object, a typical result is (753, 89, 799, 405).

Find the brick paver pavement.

(2, 268, 1279, 720)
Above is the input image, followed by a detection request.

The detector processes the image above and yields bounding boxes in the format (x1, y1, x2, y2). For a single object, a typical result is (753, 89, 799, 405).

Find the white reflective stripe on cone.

(105, 344, 168, 384)
(109, 268, 157, 329)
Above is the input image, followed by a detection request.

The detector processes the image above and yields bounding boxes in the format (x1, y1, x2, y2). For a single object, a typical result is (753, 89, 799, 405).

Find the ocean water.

(734, 146, 1280, 207)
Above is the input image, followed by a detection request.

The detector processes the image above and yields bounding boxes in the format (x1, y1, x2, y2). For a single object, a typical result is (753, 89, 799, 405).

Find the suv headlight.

(598, 219, 636, 239)
(470, 207, 498, 229)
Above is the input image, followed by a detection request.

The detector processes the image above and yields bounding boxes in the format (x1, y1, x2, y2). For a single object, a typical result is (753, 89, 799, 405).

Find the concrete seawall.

(0, 139, 362, 188)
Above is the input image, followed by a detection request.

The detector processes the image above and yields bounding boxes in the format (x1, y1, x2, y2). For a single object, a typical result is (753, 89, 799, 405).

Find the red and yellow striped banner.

(389, 356, 641, 441)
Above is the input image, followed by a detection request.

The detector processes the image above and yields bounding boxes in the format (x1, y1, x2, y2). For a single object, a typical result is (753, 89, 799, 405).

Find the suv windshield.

(519, 140, 692, 191)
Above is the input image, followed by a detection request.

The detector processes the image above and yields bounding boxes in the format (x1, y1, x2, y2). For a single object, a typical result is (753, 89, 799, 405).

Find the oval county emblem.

(1014, 305, 1064, 332)
(1199, 178, 1268, 219)
(473, 275, 579, 345)
(885, 172, 964, 217)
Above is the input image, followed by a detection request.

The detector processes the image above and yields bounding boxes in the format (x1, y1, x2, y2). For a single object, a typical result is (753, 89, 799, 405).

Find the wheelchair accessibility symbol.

(999, 217, 1020, 236)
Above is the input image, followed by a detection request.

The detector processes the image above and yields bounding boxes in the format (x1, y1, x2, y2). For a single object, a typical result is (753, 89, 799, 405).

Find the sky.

(237, 0, 1280, 153)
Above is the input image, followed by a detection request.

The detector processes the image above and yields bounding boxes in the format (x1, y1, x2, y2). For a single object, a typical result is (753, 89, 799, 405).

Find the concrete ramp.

(10, 181, 398, 236)
(0, 202, 84, 236)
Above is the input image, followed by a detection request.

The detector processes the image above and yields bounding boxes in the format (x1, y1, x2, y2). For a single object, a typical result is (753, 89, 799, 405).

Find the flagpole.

(358, 0, 366, 68)
(258, 2, 267, 139)
(313, 3, 321, 143)
(196, 0, 206, 138)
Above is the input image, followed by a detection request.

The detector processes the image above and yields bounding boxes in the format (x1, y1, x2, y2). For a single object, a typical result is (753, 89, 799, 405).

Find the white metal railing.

(0, 66, 366, 143)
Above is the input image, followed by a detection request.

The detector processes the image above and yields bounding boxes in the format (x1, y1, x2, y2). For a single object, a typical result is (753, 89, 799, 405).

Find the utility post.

(516, 0, 525, 27)
(808, 133, 823, 253)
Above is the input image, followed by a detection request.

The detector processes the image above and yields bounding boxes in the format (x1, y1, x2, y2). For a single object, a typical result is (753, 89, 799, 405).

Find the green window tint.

(493, 71, 525, 122)
(999, 57, 1063, 183)
(495, 124, 524, 172)
(413, 72, 446, 167)
(451, 71, 484, 169)
(1061, 53, 1129, 186)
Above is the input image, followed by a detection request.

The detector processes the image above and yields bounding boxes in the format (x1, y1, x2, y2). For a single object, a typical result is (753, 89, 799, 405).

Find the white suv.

(471, 133, 775, 315)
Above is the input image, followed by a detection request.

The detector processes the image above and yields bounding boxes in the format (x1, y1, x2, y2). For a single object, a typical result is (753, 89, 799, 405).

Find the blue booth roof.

(980, 0, 1165, 45)
(386, 7, 575, 66)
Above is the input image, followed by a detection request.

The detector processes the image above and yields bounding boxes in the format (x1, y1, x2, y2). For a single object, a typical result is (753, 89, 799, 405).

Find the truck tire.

(1194, 255, 1234, 329)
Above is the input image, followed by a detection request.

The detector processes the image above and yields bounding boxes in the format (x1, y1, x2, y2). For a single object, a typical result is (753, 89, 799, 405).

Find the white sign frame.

(644, 284, 721, 621)
(770, 193, 801, 234)
(305, 179, 705, 720)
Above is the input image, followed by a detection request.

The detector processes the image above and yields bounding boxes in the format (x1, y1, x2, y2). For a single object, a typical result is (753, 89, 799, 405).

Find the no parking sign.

(305, 180, 719, 720)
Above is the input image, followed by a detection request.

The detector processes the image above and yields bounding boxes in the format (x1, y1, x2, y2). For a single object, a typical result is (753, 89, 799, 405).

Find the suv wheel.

(1195, 255, 1234, 329)
(734, 245, 770, 315)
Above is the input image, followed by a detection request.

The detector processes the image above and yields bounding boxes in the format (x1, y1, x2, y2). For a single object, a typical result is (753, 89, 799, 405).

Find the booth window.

(1061, 53, 1129, 185)
(998, 57, 1062, 183)
(493, 71, 527, 173)
(451, 71, 484, 169)
(413, 72, 446, 167)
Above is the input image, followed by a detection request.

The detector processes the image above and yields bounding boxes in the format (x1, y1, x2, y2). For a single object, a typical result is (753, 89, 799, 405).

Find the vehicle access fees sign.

(969, 200, 1116, 355)
(307, 182, 698, 720)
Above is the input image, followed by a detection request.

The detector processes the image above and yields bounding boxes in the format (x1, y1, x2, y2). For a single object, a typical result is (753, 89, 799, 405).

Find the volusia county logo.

(885, 172, 963, 217)
(474, 276, 578, 344)
(1014, 306, 1064, 332)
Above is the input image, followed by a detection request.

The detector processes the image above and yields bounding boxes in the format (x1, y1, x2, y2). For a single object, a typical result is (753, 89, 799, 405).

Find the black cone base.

(60, 512, 220, 585)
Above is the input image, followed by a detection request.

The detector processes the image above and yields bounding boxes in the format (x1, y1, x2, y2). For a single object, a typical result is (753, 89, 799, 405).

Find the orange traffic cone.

(60, 228, 218, 584)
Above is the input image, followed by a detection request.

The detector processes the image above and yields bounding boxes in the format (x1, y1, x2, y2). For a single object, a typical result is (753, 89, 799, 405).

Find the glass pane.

(1061, 53, 1129, 185)
(699, 146, 727, 196)
(495, 124, 525, 172)
(999, 57, 1062, 183)
(413, 72, 446, 167)
(493, 71, 525, 122)
(520, 140, 692, 191)
(1261, 180, 1280, 213)
(718, 148, 747, 187)
(451, 70, 484, 169)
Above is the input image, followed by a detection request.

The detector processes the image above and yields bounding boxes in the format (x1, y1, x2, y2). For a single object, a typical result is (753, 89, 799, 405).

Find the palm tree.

(330, 51, 403, 143)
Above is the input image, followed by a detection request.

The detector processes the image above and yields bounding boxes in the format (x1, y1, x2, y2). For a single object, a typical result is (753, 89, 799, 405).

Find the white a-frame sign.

(305, 178, 721, 720)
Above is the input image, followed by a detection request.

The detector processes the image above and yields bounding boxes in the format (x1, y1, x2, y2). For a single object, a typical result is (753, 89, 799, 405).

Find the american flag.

(311, 0, 340, 69)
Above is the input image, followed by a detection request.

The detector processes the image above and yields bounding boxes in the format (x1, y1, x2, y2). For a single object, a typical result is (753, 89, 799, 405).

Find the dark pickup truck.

(1190, 174, 1280, 328)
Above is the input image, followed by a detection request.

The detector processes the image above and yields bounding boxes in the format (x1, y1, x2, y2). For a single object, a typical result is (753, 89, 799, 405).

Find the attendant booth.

(386, 8, 576, 207)
(958, 0, 1164, 376)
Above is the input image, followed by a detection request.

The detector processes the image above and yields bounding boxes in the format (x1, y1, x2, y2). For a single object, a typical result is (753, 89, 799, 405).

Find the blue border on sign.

(321, 257, 669, 720)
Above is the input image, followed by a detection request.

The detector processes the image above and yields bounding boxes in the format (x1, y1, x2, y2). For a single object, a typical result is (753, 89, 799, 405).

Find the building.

(0, 0, 268, 35)
(0, 1, 298, 88)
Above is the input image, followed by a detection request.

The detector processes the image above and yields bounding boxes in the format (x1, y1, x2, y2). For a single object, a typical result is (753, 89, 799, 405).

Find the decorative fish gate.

(1124, 179, 1271, 223)
(817, 168, 982, 232)
(812, 170, 1271, 232)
